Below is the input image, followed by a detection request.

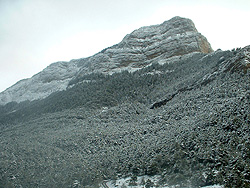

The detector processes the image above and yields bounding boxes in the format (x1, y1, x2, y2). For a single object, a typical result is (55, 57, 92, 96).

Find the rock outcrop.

(76, 16, 213, 75)
(0, 16, 213, 105)
(0, 60, 81, 105)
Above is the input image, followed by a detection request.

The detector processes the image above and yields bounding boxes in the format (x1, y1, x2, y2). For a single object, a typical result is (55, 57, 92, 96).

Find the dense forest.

(0, 50, 233, 124)
(0, 48, 249, 187)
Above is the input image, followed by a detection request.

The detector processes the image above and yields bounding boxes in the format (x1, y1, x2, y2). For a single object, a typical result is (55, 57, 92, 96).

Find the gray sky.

(0, 0, 250, 92)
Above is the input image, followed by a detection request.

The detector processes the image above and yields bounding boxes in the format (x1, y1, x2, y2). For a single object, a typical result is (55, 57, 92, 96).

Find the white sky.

(0, 0, 250, 92)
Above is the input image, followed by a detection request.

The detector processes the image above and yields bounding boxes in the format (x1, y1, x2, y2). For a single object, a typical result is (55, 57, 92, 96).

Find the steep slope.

(0, 60, 81, 105)
(0, 16, 212, 105)
(0, 45, 249, 188)
(0, 17, 249, 188)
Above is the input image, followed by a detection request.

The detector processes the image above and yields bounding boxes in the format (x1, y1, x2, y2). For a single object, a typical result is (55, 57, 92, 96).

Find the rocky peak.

(0, 16, 213, 105)
(120, 16, 212, 54)
(77, 16, 213, 75)
(123, 16, 198, 42)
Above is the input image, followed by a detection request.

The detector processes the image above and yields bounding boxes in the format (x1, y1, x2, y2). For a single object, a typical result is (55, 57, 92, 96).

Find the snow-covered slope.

(0, 60, 81, 104)
(0, 16, 213, 105)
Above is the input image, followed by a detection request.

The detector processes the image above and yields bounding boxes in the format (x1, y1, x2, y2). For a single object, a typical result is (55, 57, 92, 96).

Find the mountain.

(0, 16, 212, 105)
(0, 17, 249, 188)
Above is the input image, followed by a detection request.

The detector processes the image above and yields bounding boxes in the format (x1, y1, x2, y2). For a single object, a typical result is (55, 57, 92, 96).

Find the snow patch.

(100, 175, 224, 188)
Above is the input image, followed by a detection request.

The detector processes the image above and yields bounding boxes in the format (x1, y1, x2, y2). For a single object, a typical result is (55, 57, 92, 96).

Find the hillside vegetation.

(0, 48, 249, 187)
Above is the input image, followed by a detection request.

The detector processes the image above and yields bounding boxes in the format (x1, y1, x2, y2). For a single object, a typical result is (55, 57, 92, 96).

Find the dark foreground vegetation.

(0, 47, 249, 187)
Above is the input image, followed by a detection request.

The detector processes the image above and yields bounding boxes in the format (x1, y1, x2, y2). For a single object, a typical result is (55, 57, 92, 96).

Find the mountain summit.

(0, 16, 249, 188)
(0, 16, 213, 105)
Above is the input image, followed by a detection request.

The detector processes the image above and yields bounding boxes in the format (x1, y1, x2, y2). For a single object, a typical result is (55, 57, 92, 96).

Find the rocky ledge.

(0, 16, 213, 105)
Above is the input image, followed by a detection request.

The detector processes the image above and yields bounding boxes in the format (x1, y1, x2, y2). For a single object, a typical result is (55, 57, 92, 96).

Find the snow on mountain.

(0, 16, 213, 105)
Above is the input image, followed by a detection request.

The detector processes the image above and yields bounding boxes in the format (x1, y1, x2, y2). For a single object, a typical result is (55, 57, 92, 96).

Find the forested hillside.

(0, 50, 232, 124)
(0, 45, 249, 187)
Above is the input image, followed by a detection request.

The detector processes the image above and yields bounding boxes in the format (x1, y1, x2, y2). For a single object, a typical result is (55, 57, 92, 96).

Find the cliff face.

(80, 16, 213, 74)
(0, 16, 213, 105)
(0, 17, 250, 188)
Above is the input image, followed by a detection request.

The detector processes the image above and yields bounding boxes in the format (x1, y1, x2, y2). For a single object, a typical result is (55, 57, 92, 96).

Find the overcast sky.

(0, 0, 249, 92)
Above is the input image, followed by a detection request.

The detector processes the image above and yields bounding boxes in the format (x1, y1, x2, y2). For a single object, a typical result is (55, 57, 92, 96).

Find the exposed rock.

(199, 45, 250, 86)
(222, 45, 250, 73)
(76, 16, 213, 76)
(0, 60, 80, 105)
(0, 16, 213, 105)
(0, 25, 249, 187)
